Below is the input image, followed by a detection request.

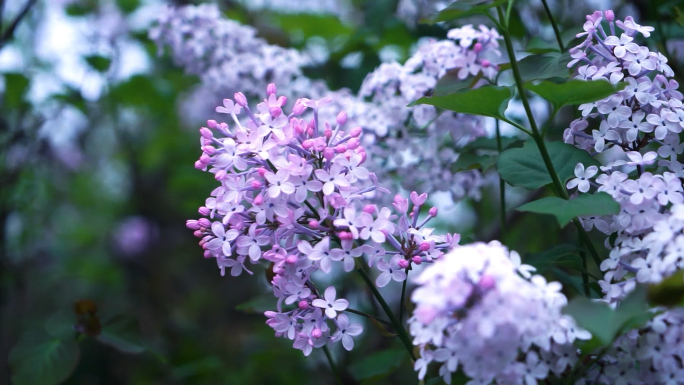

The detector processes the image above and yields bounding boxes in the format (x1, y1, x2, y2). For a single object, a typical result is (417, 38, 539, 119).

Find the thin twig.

(0, 0, 38, 49)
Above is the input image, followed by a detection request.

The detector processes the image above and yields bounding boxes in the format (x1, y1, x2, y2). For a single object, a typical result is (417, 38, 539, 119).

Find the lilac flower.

(331, 314, 363, 351)
(312, 286, 349, 319)
(566, 163, 598, 193)
(375, 256, 407, 287)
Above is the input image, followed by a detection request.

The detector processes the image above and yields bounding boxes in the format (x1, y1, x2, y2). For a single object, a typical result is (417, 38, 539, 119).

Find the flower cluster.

(186, 84, 459, 356)
(409, 241, 588, 384)
(149, 4, 313, 98)
(562, 11, 684, 384)
(358, 24, 501, 201)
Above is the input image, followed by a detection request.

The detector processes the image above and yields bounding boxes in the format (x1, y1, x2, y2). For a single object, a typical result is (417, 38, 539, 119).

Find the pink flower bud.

(312, 328, 322, 339)
(309, 219, 319, 228)
(234, 92, 247, 107)
(313, 137, 327, 151)
(298, 300, 309, 310)
(410, 191, 428, 206)
(193, 230, 203, 238)
(346, 138, 360, 150)
(267, 83, 277, 95)
(336, 111, 347, 125)
(207, 120, 218, 129)
(338, 231, 352, 240)
(398, 259, 410, 269)
(198, 206, 210, 216)
(429, 207, 438, 217)
(274, 267, 285, 276)
(251, 180, 262, 189)
(478, 275, 496, 290)
(363, 204, 376, 214)
(301, 139, 314, 149)
(412, 256, 422, 265)
(350, 127, 362, 137)
(186, 220, 200, 230)
(198, 218, 211, 228)
(605, 10, 614, 21)
(214, 169, 227, 181)
(257, 167, 268, 177)
(419, 242, 430, 251)
(270, 107, 282, 118)
(358, 149, 367, 163)
(293, 100, 307, 115)
(307, 127, 314, 137)
(323, 147, 335, 160)
(473, 42, 483, 53)
(254, 194, 264, 205)
(202, 146, 216, 155)
(335, 144, 347, 153)
(194, 160, 205, 170)
(203, 250, 213, 259)
(200, 240, 206, 248)
(200, 127, 213, 139)
(324, 129, 332, 138)
(481, 59, 490, 67)
(199, 154, 211, 165)
(286, 255, 298, 264)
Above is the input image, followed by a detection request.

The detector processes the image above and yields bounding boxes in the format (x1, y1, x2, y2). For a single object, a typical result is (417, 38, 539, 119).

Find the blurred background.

(1, 0, 683, 384)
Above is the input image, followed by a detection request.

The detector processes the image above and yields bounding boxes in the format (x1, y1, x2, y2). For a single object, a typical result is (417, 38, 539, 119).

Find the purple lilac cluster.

(185, 84, 459, 356)
(149, 4, 314, 98)
(358, 24, 501, 201)
(409, 241, 588, 384)
(563, 11, 684, 383)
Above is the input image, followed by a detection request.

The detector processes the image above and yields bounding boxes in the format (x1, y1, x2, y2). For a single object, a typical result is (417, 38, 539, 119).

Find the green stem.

(540, 0, 564, 51)
(497, 5, 604, 277)
(496, 119, 506, 244)
(345, 307, 391, 326)
(399, 268, 409, 323)
(322, 345, 343, 385)
(357, 268, 416, 360)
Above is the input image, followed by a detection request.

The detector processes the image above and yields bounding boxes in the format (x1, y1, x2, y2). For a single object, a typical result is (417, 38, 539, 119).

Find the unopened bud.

(214, 169, 227, 181)
(186, 220, 200, 230)
(298, 300, 309, 310)
(323, 147, 335, 160)
(335, 144, 347, 153)
(419, 242, 430, 251)
(478, 275, 496, 290)
(200, 127, 213, 139)
(267, 83, 277, 95)
(257, 167, 268, 177)
(346, 138, 360, 150)
(203, 250, 213, 259)
(309, 219, 319, 228)
(270, 107, 282, 118)
(312, 328, 322, 339)
(202, 146, 216, 155)
(254, 194, 264, 205)
(350, 127, 362, 137)
(207, 120, 218, 128)
(301, 139, 314, 149)
(604, 10, 614, 21)
(198, 206, 210, 216)
(194, 160, 205, 170)
(481, 59, 491, 68)
(324, 129, 332, 138)
(193, 230, 203, 238)
(198, 218, 211, 228)
(286, 255, 298, 264)
(398, 259, 410, 269)
(473, 42, 483, 53)
(412, 256, 422, 265)
(336, 111, 347, 125)
(234, 92, 248, 107)
(251, 180, 262, 189)
(429, 207, 438, 217)
(363, 204, 376, 214)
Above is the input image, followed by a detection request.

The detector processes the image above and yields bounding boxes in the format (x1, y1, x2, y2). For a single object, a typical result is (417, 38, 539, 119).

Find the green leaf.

(3, 73, 30, 109)
(450, 152, 497, 172)
(270, 14, 351, 41)
(516, 192, 620, 227)
(116, 0, 141, 14)
(461, 136, 524, 152)
(433, 71, 479, 96)
(9, 331, 80, 385)
(647, 270, 684, 307)
(526, 79, 625, 111)
(409, 85, 513, 120)
(525, 37, 560, 54)
(96, 315, 145, 354)
(499, 52, 571, 82)
(563, 286, 652, 351)
(235, 294, 274, 314)
(431, 0, 508, 23)
(85, 55, 112, 72)
(348, 348, 405, 381)
(675, 7, 684, 27)
(524, 244, 583, 273)
(496, 140, 600, 190)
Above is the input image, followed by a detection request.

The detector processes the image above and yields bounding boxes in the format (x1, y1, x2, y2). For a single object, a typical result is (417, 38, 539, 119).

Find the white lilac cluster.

(149, 4, 312, 98)
(563, 11, 684, 384)
(358, 24, 501, 201)
(185, 84, 460, 356)
(409, 241, 588, 384)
